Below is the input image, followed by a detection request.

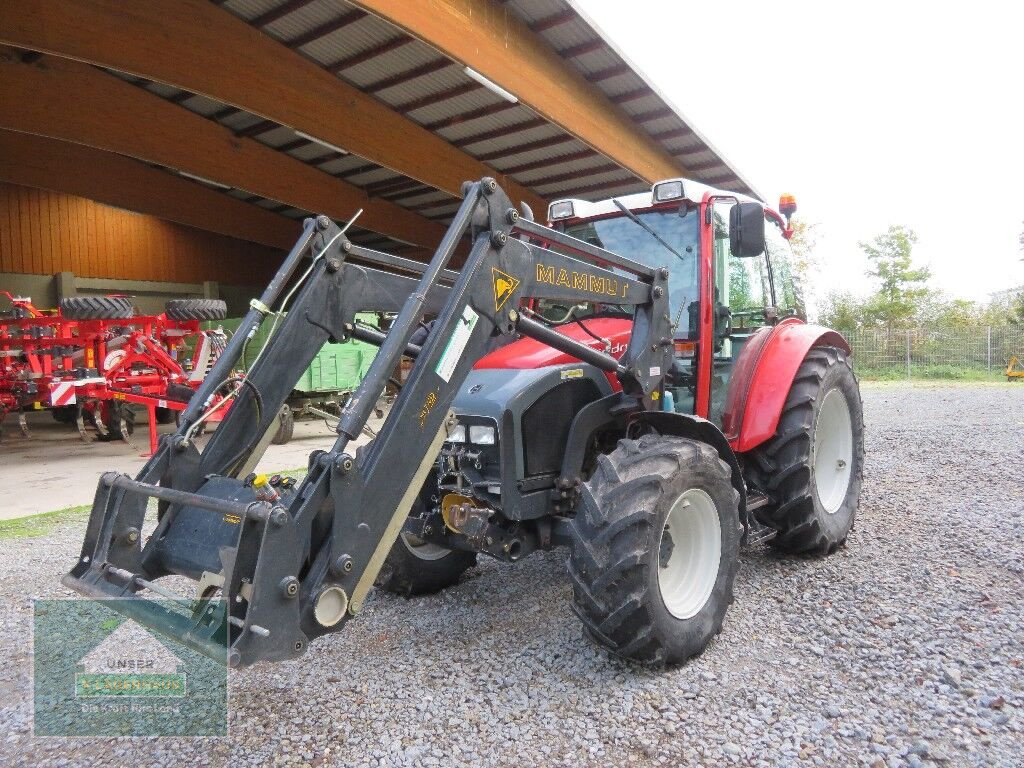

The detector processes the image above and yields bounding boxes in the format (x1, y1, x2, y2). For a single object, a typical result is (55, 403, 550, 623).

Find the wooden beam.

(0, 130, 297, 250)
(0, 52, 448, 248)
(0, 0, 546, 214)
(349, 0, 683, 185)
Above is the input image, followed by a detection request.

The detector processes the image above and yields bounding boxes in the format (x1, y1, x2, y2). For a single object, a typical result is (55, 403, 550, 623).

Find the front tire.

(749, 346, 864, 554)
(568, 435, 741, 666)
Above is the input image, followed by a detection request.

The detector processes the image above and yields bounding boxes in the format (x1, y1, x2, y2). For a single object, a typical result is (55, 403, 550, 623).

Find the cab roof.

(548, 177, 763, 223)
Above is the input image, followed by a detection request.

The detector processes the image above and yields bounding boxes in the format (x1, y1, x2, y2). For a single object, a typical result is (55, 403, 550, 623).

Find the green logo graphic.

(34, 599, 227, 737)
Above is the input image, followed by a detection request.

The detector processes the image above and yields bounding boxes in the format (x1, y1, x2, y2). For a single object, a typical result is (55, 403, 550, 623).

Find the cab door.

(702, 198, 775, 425)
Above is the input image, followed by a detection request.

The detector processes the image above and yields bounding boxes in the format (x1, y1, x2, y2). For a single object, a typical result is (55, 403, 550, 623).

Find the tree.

(859, 225, 932, 330)
(787, 218, 820, 285)
(919, 296, 982, 328)
(816, 291, 866, 332)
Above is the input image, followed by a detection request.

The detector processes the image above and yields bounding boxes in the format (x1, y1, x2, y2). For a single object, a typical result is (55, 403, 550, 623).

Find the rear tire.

(52, 405, 78, 424)
(155, 407, 176, 425)
(375, 476, 476, 597)
(59, 296, 134, 320)
(165, 299, 228, 322)
(376, 533, 477, 597)
(568, 435, 741, 666)
(748, 346, 864, 555)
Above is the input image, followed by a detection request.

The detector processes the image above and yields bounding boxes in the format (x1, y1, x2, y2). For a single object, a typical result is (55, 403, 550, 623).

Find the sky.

(576, 0, 1024, 303)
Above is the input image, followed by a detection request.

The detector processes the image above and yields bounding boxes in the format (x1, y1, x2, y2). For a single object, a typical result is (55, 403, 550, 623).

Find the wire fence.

(844, 326, 1024, 380)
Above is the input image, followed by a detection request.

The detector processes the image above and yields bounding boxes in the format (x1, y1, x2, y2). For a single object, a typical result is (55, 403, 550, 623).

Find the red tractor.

(66, 177, 863, 669)
(377, 178, 864, 663)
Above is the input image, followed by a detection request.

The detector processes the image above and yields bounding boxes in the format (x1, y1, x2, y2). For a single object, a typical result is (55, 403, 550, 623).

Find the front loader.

(64, 176, 863, 669)
(65, 178, 675, 666)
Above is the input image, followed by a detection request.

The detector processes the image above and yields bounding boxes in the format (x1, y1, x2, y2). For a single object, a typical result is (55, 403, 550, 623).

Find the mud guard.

(631, 411, 747, 527)
(724, 319, 851, 454)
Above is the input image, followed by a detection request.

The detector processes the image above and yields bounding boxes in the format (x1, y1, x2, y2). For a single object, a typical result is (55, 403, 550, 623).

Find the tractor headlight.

(447, 424, 467, 443)
(469, 425, 496, 445)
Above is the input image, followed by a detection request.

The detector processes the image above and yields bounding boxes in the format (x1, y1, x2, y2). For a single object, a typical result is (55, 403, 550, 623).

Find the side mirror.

(729, 202, 765, 257)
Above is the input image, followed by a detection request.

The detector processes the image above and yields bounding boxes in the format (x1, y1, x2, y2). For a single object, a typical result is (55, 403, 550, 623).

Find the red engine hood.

(475, 316, 634, 371)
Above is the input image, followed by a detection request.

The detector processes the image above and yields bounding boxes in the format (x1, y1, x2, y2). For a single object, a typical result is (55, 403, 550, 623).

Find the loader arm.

(63, 179, 670, 667)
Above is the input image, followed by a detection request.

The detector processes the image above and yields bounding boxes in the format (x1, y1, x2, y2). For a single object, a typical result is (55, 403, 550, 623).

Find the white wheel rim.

(813, 388, 854, 514)
(658, 488, 721, 620)
(400, 532, 450, 561)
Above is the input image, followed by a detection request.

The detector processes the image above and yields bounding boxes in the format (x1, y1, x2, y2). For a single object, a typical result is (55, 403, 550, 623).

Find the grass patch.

(0, 504, 91, 540)
(856, 365, 1012, 382)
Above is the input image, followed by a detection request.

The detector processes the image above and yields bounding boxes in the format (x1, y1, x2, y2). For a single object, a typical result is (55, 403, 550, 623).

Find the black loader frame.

(64, 178, 672, 667)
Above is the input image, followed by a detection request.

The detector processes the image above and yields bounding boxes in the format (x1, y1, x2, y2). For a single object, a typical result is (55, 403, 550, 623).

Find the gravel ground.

(0, 382, 1021, 766)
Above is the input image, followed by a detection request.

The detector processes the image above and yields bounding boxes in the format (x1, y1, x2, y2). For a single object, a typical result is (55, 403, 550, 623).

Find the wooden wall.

(0, 182, 280, 283)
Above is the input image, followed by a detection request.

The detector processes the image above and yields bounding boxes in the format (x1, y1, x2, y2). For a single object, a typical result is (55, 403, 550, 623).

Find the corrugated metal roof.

(121, 0, 758, 250)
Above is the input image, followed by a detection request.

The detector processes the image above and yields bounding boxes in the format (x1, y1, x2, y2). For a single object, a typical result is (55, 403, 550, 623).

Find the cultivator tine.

(17, 412, 29, 438)
(91, 408, 108, 438)
(113, 413, 133, 445)
(75, 406, 90, 442)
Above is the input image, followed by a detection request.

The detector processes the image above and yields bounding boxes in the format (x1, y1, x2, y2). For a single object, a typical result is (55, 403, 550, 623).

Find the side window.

(765, 219, 805, 319)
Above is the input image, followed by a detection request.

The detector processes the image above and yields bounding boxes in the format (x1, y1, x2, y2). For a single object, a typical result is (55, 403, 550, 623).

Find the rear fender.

(724, 319, 850, 453)
(631, 411, 747, 525)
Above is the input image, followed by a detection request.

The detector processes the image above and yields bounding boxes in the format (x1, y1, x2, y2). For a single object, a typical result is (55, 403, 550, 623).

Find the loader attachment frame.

(63, 178, 670, 667)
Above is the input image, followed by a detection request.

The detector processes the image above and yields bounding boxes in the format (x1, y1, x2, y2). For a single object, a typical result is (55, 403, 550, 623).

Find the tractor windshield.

(564, 209, 701, 339)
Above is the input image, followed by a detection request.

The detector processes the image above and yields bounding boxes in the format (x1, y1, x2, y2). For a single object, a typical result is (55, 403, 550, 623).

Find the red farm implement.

(0, 292, 229, 451)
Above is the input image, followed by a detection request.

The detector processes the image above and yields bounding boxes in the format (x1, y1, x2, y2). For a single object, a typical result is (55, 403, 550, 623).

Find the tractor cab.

(541, 179, 805, 428)
(439, 177, 810, 540)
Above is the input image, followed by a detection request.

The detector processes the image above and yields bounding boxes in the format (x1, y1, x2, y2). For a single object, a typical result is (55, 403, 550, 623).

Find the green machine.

(217, 312, 386, 444)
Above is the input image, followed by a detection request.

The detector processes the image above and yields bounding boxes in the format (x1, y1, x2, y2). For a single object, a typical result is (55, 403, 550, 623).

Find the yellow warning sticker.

(492, 267, 520, 312)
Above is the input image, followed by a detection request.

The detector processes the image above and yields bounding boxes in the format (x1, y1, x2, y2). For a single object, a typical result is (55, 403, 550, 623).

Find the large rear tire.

(748, 346, 864, 554)
(568, 435, 741, 666)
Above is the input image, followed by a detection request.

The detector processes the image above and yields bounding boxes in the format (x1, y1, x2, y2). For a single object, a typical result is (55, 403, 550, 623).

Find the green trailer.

(217, 312, 386, 444)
